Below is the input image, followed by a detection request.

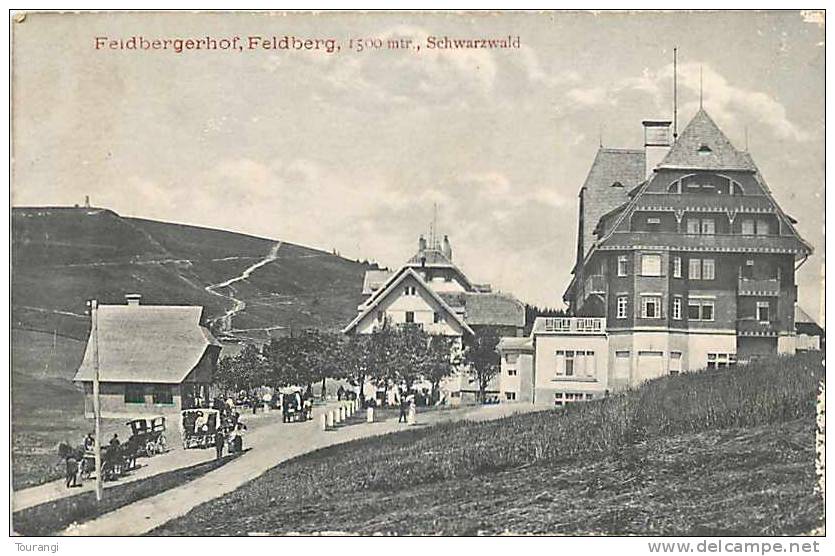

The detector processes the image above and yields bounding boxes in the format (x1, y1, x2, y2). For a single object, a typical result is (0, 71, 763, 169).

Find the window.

(757, 301, 770, 323)
(672, 296, 682, 320)
(669, 352, 683, 375)
(505, 353, 519, 364)
(565, 351, 575, 376)
(617, 255, 628, 277)
(756, 219, 770, 236)
(689, 259, 713, 280)
(125, 384, 145, 404)
(702, 259, 715, 280)
(647, 217, 661, 225)
(507, 369, 517, 376)
(673, 256, 682, 278)
(555, 350, 595, 379)
(701, 219, 715, 235)
(433, 312, 443, 324)
(688, 258, 701, 280)
(152, 384, 173, 405)
(742, 219, 755, 235)
(505, 392, 517, 401)
(707, 353, 737, 369)
(617, 296, 628, 319)
(404, 286, 417, 296)
(688, 299, 715, 321)
(641, 296, 662, 319)
(641, 254, 662, 276)
(688, 301, 700, 320)
(555, 392, 591, 406)
(686, 219, 701, 234)
(405, 311, 415, 323)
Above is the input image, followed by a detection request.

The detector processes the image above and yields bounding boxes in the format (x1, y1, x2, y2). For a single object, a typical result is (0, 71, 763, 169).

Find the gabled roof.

(438, 292, 525, 327)
(362, 269, 393, 295)
(577, 148, 645, 260)
(497, 336, 533, 352)
(342, 267, 475, 335)
(74, 305, 220, 384)
(659, 109, 754, 171)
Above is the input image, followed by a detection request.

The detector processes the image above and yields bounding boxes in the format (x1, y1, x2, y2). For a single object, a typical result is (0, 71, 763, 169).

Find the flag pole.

(91, 299, 103, 502)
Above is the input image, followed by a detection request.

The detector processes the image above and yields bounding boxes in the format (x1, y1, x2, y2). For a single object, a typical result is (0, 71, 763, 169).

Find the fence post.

(321, 413, 328, 431)
(366, 406, 374, 423)
(327, 410, 335, 428)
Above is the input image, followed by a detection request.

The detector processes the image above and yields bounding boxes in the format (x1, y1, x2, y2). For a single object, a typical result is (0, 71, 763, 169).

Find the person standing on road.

(398, 390, 409, 423)
(214, 429, 225, 460)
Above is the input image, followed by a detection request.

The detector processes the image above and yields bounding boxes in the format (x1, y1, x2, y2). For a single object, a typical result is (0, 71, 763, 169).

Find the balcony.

(533, 317, 606, 335)
(635, 194, 774, 214)
(599, 232, 809, 257)
(737, 318, 780, 337)
(583, 274, 607, 299)
(738, 277, 780, 297)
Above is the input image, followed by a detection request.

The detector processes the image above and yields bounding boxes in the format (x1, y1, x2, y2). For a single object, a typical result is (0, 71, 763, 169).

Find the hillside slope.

(12, 207, 372, 347)
(154, 353, 824, 536)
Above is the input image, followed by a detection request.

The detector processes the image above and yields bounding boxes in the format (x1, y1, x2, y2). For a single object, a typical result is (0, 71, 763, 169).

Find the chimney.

(642, 120, 672, 179)
(442, 235, 452, 261)
(418, 234, 427, 253)
(125, 293, 142, 306)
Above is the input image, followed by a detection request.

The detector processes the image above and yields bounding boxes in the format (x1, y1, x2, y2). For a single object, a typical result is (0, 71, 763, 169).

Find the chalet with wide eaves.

(563, 109, 812, 387)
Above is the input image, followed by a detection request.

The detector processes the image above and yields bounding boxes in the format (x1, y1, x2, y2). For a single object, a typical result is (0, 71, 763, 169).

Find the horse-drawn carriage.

(280, 388, 312, 423)
(180, 408, 221, 449)
(126, 416, 168, 457)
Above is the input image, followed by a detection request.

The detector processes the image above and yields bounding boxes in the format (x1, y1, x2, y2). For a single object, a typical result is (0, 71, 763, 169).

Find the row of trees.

(213, 325, 503, 404)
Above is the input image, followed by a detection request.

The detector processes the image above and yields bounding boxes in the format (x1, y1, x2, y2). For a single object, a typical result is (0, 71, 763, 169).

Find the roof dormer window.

(697, 144, 712, 156)
(611, 181, 624, 188)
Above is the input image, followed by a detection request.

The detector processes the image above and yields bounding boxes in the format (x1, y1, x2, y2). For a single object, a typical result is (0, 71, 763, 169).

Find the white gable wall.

(353, 274, 464, 336)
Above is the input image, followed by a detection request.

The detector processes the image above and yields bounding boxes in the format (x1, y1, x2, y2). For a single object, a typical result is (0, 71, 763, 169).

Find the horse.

(57, 442, 84, 488)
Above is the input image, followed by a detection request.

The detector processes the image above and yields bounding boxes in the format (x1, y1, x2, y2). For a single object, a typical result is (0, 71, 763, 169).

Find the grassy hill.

(153, 353, 824, 536)
(12, 207, 372, 343)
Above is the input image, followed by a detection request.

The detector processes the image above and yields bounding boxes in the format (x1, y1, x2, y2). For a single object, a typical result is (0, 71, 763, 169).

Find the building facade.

(73, 294, 221, 418)
(344, 235, 526, 402)
(562, 109, 812, 389)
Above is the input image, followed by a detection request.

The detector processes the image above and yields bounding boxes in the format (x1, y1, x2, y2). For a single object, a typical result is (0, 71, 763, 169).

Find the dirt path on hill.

(204, 241, 282, 331)
(59, 402, 537, 536)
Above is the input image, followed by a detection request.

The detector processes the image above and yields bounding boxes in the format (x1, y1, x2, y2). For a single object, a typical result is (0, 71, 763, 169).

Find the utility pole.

(90, 299, 103, 502)
(673, 46, 678, 140)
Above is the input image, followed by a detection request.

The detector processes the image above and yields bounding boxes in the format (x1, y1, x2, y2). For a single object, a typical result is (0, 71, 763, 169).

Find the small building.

(795, 305, 824, 352)
(73, 294, 221, 418)
(497, 336, 533, 402)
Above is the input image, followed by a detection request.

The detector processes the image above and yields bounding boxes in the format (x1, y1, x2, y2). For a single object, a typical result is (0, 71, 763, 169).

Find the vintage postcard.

(8, 9, 826, 543)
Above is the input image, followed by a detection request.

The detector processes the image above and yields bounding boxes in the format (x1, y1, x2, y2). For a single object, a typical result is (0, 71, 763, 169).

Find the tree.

(463, 328, 502, 403)
(418, 334, 457, 404)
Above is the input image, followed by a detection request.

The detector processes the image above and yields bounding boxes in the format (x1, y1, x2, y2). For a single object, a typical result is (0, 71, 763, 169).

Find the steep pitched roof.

(578, 148, 645, 260)
(406, 248, 453, 266)
(438, 292, 526, 327)
(659, 109, 754, 171)
(74, 305, 220, 384)
(362, 269, 393, 295)
(342, 267, 474, 335)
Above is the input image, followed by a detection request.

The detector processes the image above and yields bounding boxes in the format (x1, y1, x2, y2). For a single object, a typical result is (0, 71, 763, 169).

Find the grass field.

(154, 353, 825, 536)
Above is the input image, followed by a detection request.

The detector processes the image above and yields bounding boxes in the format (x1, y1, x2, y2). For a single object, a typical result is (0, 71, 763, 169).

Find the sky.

(11, 11, 825, 317)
